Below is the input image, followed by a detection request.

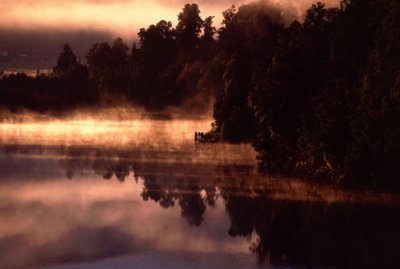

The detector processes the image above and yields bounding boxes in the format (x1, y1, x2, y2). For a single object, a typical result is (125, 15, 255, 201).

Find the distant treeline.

(1, 0, 400, 189)
(0, 3, 225, 112)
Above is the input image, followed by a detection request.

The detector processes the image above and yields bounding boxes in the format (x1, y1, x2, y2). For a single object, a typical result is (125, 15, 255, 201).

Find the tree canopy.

(1, 0, 400, 190)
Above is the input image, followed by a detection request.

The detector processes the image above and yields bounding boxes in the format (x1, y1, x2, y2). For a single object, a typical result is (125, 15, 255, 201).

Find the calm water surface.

(0, 118, 399, 269)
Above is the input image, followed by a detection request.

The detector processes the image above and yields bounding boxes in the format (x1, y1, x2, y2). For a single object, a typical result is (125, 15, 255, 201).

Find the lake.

(0, 117, 399, 269)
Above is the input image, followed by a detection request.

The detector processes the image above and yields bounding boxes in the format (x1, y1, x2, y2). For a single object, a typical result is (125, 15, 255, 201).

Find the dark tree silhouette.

(176, 3, 203, 51)
(86, 42, 112, 85)
(52, 44, 79, 77)
(212, 50, 256, 143)
(1, 0, 400, 189)
(202, 16, 216, 43)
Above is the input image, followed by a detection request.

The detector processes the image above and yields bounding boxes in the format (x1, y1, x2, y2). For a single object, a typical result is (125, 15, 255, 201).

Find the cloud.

(1, 0, 217, 37)
(0, 0, 340, 64)
(0, 176, 248, 269)
(0, 0, 339, 38)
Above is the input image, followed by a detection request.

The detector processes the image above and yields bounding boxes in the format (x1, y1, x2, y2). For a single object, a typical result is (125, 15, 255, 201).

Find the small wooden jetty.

(195, 131, 219, 143)
(194, 131, 205, 142)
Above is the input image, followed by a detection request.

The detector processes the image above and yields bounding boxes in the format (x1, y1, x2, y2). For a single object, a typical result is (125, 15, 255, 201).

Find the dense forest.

(1, 0, 400, 189)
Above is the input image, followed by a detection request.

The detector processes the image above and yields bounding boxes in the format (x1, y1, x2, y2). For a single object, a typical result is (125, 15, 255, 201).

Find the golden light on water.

(0, 115, 398, 207)
(0, 117, 399, 269)
(0, 114, 259, 166)
(0, 119, 212, 146)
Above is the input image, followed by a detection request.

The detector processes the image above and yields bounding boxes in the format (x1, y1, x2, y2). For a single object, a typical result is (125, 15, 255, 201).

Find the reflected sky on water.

(0, 119, 399, 269)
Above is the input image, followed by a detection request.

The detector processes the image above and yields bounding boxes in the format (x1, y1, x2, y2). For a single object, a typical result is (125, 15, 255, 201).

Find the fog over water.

(1, 0, 400, 268)
(0, 113, 399, 269)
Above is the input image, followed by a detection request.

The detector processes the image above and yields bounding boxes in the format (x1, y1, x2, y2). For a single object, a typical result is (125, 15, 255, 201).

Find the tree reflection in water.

(2, 143, 400, 269)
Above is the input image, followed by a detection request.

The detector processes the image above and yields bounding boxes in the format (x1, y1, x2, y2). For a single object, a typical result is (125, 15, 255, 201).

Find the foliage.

(1, 0, 400, 189)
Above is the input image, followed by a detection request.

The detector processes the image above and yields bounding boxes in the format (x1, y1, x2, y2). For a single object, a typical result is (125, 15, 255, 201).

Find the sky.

(0, 0, 338, 67)
(1, 0, 251, 37)
(1, 0, 339, 36)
